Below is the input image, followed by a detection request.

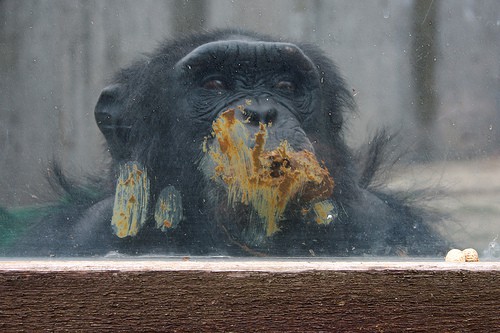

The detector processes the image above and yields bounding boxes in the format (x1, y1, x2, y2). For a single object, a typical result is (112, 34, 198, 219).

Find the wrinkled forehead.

(175, 40, 315, 72)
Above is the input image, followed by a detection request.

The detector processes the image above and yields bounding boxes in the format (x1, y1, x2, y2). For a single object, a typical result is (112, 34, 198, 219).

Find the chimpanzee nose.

(243, 102, 278, 125)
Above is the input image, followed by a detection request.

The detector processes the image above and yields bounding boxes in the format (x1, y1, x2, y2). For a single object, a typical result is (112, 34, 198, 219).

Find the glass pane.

(1, 0, 498, 260)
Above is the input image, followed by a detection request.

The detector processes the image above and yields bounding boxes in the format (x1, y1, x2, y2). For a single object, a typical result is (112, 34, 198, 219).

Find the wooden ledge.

(1, 259, 499, 331)
(1, 258, 499, 272)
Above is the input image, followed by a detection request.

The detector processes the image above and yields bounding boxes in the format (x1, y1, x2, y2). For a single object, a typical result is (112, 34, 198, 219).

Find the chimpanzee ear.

(94, 84, 131, 160)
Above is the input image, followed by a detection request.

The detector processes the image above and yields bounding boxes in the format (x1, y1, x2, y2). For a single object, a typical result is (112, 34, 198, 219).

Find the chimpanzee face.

(173, 40, 322, 151)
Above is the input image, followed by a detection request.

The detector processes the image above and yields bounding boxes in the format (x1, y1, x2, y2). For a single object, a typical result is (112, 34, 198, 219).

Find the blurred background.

(0, 0, 499, 252)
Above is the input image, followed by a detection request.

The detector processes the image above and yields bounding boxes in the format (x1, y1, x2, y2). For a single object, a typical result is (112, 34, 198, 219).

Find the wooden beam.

(1, 260, 499, 331)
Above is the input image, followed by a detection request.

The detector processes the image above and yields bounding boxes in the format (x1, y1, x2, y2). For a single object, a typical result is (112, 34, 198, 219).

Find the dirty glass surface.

(0, 0, 499, 260)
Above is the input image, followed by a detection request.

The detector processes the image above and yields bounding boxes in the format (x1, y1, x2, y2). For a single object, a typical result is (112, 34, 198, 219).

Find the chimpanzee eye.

(202, 79, 227, 90)
(274, 80, 296, 92)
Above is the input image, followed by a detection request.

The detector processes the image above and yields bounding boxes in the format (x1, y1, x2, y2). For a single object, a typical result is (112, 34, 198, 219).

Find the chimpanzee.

(7, 29, 448, 257)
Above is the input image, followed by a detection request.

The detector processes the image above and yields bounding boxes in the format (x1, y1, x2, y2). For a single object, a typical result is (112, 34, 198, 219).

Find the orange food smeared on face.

(207, 108, 334, 237)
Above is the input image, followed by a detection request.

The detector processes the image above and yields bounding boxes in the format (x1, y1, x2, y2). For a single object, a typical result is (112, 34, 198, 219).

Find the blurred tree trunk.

(411, 0, 439, 160)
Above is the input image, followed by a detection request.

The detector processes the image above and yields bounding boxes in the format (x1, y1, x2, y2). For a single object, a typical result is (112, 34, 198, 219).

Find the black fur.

(6, 29, 448, 257)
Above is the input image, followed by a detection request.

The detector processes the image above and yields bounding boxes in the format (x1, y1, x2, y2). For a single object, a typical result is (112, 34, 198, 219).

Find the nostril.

(240, 109, 258, 126)
(243, 107, 277, 125)
(265, 108, 277, 124)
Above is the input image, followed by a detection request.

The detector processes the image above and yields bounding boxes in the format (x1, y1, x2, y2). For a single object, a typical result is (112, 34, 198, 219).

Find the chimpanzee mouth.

(202, 108, 337, 244)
